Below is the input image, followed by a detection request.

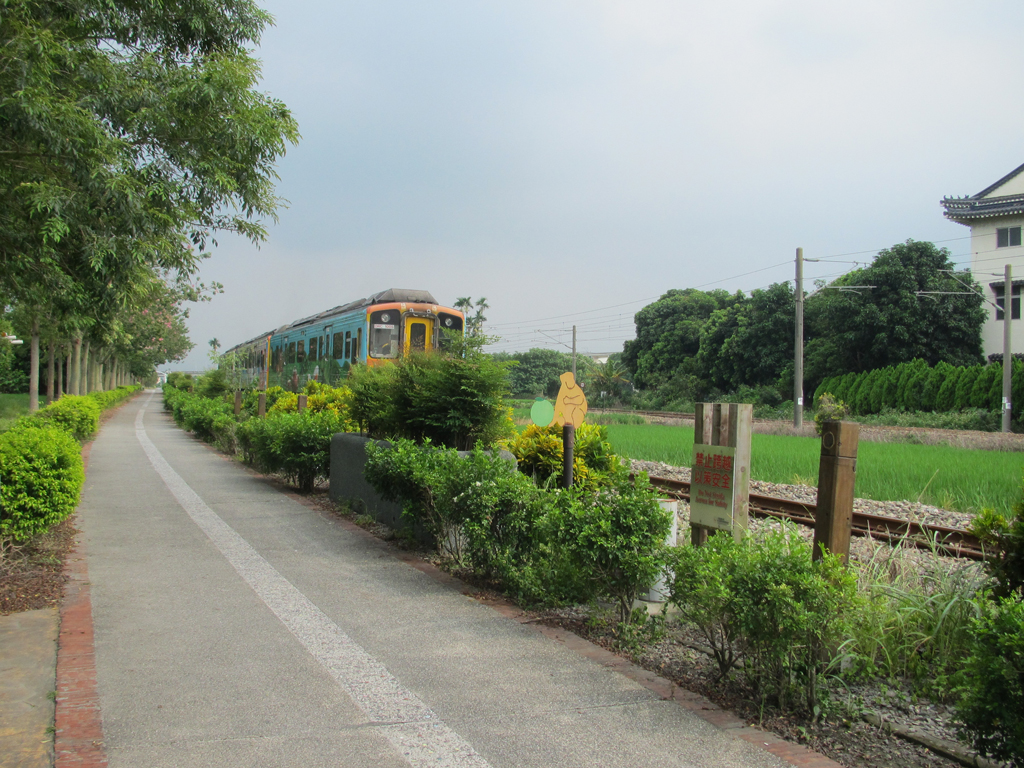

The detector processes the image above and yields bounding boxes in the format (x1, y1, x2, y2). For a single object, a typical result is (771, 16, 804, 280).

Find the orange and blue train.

(223, 288, 465, 389)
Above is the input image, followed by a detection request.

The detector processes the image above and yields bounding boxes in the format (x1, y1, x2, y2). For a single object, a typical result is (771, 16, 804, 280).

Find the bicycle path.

(62, 391, 823, 768)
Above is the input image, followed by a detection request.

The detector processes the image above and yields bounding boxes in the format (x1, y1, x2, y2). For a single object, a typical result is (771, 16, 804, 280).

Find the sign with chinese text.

(689, 444, 737, 531)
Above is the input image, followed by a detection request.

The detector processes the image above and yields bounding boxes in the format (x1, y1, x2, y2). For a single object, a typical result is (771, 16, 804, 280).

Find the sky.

(170, 0, 1024, 370)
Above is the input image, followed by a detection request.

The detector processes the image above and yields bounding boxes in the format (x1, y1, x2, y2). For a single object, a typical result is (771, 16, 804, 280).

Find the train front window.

(369, 311, 399, 358)
(409, 322, 427, 352)
(437, 313, 464, 350)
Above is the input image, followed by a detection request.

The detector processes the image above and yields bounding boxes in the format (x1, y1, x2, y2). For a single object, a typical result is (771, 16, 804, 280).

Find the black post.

(562, 424, 575, 489)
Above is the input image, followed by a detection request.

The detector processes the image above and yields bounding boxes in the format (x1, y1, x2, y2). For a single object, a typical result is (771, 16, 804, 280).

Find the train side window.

(332, 332, 344, 359)
(297, 340, 306, 363)
(286, 342, 295, 364)
(353, 328, 362, 363)
(344, 331, 351, 360)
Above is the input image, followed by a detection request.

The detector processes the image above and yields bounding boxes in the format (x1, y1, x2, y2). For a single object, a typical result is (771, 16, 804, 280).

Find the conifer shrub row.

(813, 359, 1024, 422)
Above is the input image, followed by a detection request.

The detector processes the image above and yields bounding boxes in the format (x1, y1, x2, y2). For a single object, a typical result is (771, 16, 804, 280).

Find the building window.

(995, 285, 1022, 321)
(996, 227, 1022, 248)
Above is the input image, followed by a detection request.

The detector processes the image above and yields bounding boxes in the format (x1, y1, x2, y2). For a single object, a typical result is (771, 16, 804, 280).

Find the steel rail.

(641, 474, 987, 560)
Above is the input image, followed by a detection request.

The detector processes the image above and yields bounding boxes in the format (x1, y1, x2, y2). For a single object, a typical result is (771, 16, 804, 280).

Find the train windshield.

(437, 313, 464, 350)
(369, 310, 399, 358)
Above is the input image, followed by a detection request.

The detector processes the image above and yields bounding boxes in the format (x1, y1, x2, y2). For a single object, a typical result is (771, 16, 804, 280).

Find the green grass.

(605, 423, 1024, 515)
(0, 393, 30, 433)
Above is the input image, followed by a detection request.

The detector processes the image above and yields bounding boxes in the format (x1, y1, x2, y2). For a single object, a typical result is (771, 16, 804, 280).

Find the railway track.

(643, 474, 987, 560)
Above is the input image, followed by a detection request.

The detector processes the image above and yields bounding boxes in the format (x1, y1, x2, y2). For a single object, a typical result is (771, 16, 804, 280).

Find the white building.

(942, 164, 1024, 359)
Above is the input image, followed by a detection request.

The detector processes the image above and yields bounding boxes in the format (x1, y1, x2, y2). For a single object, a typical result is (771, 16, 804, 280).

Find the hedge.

(0, 424, 84, 542)
(813, 359, 1024, 423)
(0, 385, 140, 544)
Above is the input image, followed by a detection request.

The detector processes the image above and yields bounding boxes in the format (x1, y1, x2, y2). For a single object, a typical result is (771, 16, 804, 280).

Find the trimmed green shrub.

(166, 372, 194, 392)
(177, 394, 233, 442)
(505, 422, 622, 489)
(88, 385, 139, 410)
(956, 596, 1024, 765)
(0, 424, 84, 542)
(365, 439, 541, 564)
(350, 339, 514, 449)
(668, 524, 855, 714)
(30, 395, 101, 441)
(195, 368, 232, 399)
(241, 385, 287, 416)
(548, 474, 671, 624)
(237, 410, 345, 492)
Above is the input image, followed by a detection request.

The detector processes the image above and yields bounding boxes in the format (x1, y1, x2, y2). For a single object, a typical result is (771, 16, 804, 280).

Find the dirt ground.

(0, 518, 77, 615)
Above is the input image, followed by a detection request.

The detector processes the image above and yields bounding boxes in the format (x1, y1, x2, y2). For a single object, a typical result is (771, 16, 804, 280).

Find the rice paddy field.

(604, 422, 1024, 516)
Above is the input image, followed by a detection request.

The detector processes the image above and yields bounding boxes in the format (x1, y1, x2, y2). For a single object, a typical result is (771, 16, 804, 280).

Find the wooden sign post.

(812, 421, 859, 564)
(690, 403, 752, 545)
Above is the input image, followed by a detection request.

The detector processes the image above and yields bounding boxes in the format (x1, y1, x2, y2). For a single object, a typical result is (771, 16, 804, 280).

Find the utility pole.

(572, 325, 577, 381)
(794, 248, 804, 429)
(1003, 264, 1014, 433)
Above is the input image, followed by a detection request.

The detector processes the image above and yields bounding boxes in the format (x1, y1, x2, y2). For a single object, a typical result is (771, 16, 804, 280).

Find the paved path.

(66, 392, 803, 768)
(0, 608, 57, 767)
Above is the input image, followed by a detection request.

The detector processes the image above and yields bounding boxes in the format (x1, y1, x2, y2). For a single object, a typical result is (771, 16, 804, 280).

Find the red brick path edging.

(55, 442, 108, 767)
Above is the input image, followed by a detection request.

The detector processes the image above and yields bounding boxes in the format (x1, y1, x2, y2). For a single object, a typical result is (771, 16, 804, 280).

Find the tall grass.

(605, 423, 1023, 514)
(844, 542, 988, 699)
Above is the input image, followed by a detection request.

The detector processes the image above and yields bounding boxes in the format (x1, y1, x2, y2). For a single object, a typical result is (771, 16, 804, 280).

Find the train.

(222, 288, 465, 390)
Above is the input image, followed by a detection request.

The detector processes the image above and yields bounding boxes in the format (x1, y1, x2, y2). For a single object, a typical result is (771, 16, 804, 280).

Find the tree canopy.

(803, 240, 985, 383)
(619, 241, 985, 403)
(1, 0, 299, 398)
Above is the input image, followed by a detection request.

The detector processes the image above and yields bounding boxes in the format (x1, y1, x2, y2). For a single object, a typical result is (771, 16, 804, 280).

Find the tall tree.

(804, 240, 985, 388)
(622, 288, 738, 389)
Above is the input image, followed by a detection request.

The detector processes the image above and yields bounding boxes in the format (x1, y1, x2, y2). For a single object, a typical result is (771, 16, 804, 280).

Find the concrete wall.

(328, 434, 405, 528)
(328, 434, 519, 535)
(968, 217, 1024, 358)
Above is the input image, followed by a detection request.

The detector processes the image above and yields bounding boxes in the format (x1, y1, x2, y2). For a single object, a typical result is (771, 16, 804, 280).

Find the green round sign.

(530, 398, 555, 427)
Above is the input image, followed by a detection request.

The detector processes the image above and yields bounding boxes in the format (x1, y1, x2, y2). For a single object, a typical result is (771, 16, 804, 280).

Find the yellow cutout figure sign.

(550, 371, 588, 428)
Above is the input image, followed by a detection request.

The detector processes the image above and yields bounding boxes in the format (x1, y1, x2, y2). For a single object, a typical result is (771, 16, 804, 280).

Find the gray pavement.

(76, 391, 789, 768)
(0, 608, 57, 768)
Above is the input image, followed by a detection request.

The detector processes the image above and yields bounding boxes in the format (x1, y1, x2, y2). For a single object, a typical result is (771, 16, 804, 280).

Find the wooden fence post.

(234, 390, 243, 416)
(813, 421, 859, 564)
(297, 394, 307, 413)
(258, 392, 267, 418)
(690, 402, 752, 545)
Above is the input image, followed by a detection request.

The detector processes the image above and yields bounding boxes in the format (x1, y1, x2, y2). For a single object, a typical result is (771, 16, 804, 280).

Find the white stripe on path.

(134, 395, 492, 768)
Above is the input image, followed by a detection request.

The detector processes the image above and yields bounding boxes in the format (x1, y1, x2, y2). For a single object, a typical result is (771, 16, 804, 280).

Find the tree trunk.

(56, 350, 64, 399)
(28, 317, 40, 412)
(65, 346, 71, 395)
(46, 342, 55, 404)
(81, 339, 90, 395)
(71, 335, 82, 396)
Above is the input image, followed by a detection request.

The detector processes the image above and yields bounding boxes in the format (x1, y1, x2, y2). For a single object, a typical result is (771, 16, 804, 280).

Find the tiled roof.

(942, 161, 1024, 222)
(942, 193, 1024, 221)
